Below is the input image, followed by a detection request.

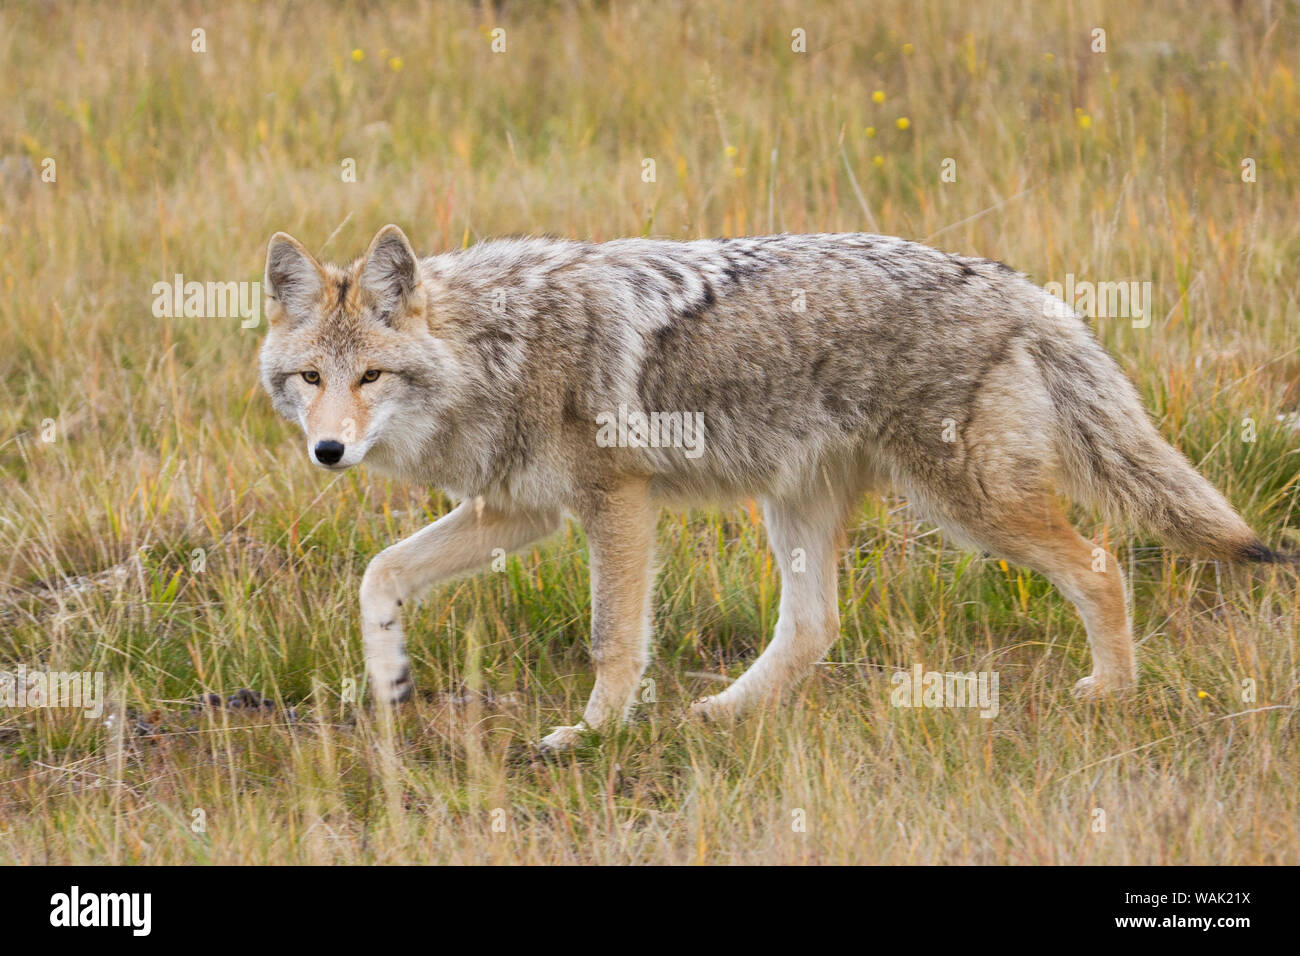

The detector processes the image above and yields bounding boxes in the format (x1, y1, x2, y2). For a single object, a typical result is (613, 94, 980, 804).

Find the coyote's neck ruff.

(259, 225, 1288, 749)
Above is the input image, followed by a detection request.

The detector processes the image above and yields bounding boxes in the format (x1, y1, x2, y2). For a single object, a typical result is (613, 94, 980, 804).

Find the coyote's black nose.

(314, 440, 345, 465)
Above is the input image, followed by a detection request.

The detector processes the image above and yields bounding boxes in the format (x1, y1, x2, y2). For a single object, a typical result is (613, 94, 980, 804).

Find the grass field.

(1, 0, 1298, 864)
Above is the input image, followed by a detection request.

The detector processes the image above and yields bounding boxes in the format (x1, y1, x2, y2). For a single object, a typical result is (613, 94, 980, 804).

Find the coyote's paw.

(688, 693, 740, 722)
(538, 723, 587, 751)
(1071, 673, 1135, 700)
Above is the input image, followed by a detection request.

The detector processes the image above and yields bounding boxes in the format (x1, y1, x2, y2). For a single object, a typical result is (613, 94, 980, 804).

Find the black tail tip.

(1238, 541, 1300, 564)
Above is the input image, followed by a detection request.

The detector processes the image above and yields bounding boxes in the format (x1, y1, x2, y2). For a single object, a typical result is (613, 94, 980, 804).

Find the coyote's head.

(258, 224, 451, 473)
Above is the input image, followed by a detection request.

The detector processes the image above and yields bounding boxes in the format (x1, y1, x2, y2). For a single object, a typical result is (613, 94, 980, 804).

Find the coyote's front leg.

(359, 500, 558, 703)
(539, 478, 656, 750)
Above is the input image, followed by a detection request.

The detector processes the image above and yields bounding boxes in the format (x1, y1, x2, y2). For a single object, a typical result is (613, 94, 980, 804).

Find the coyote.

(259, 225, 1289, 749)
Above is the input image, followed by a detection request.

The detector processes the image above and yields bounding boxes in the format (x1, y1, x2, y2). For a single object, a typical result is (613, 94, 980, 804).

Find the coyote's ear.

(264, 232, 325, 327)
(360, 224, 423, 328)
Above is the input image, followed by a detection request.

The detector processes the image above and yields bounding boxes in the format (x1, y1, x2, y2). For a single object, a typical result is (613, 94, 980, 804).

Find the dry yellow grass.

(0, 0, 1297, 864)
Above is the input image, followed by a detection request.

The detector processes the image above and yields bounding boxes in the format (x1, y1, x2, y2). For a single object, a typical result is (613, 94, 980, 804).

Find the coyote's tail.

(1031, 317, 1295, 564)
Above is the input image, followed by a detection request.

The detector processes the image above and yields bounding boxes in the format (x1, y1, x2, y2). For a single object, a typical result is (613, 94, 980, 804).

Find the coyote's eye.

(360, 369, 381, 384)
(301, 371, 320, 385)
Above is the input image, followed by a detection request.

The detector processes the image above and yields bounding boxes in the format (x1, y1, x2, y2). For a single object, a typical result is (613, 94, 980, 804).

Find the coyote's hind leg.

(941, 495, 1136, 698)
